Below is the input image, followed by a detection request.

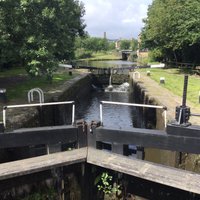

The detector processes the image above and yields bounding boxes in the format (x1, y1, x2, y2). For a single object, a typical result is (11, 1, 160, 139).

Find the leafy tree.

(108, 41, 116, 50)
(0, 0, 24, 69)
(120, 39, 131, 50)
(131, 38, 138, 51)
(141, 0, 200, 64)
(82, 37, 109, 52)
(75, 36, 111, 59)
(149, 49, 163, 62)
(0, 0, 85, 79)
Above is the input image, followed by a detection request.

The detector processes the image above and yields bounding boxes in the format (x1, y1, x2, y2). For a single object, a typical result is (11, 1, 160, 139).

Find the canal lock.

(0, 72, 171, 200)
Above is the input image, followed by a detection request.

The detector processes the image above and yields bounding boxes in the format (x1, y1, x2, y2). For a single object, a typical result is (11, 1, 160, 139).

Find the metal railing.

(100, 101, 167, 128)
(28, 88, 44, 103)
(3, 101, 75, 128)
(191, 113, 200, 117)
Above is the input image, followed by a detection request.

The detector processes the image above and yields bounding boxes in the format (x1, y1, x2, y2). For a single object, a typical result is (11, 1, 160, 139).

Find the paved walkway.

(132, 73, 200, 125)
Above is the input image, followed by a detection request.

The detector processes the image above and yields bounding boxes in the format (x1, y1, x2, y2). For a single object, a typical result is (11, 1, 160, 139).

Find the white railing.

(100, 101, 167, 128)
(3, 101, 75, 128)
(28, 88, 44, 103)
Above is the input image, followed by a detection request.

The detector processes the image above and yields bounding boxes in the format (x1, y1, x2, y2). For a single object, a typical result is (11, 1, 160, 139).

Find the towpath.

(132, 72, 200, 125)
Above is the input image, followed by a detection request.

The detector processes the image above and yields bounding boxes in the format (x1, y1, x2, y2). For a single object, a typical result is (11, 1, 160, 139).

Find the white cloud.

(122, 18, 137, 24)
(81, 0, 152, 39)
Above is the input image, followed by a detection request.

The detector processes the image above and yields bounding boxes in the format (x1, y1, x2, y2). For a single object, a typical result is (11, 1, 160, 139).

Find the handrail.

(100, 101, 167, 128)
(3, 101, 75, 128)
(191, 113, 200, 117)
(28, 88, 44, 103)
(165, 61, 197, 68)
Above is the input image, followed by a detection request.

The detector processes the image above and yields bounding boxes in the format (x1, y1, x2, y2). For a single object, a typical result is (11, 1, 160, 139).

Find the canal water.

(73, 61, 200, 200)
(74, 60, 143, 129)
(75, 86, 144, 129)
(76, 60, 137, 68)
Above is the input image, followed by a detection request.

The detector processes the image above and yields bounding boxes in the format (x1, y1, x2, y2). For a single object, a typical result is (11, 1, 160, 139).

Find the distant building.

(104, 32, 107, 39)
(137, 33, 149, 58)
(115, 40, 121, 50)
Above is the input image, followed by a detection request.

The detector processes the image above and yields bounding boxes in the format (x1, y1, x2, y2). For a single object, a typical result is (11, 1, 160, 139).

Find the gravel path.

(132, 73, 200, 125)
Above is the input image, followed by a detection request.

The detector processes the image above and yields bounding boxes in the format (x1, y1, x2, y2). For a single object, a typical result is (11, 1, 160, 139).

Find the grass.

(0, 67, 26, 77)
(80, 51, 121, 61)
(138, 68, 200, 106)
(0, 67, 78, 101)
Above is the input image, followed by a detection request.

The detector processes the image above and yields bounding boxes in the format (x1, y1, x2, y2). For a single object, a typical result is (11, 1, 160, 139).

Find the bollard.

(160, 77, 165, 84)
(68, 70, 72, 76)
(147, 71, 151, 76)
(133, 71, 141, 79)
(0, 88, 7, 103)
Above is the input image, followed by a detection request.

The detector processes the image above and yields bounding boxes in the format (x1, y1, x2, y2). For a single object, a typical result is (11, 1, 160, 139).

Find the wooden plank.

(94, 127, 200, 153)
(167, 124, 200, 137)
(0, 125, 78, 148)
(0, 147, 87, 181)
(87, 148, 200, 195)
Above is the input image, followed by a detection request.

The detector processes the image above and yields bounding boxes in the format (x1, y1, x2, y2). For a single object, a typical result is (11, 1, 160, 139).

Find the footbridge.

(75, 65, 136, 74)
(120, 50, 134, 60)
(60, 62, 137, 73)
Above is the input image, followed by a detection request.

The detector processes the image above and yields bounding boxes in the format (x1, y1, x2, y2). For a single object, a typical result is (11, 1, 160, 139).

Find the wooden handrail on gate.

(90, 125, 200, 154)
(0, 148, 87, 181)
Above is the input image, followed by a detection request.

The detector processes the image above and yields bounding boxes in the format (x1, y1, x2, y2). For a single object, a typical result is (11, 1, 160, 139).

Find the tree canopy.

(0, 0, 85, 79)
(74, 36, 116, 59)
(141, 0, 200, 63)
(75, 36, 112, 52)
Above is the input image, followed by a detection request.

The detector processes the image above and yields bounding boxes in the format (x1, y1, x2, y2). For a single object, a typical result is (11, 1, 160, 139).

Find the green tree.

(0, 0, 24, 69)
(82, 37, 109, 52)
(75, 36, 110, 59)
(131, 38, 138, 51)
(108, 41, 116, 50)
(141, 0, 200, 63)
(120, 39, 131, 50)
(0, 0, 85, 79)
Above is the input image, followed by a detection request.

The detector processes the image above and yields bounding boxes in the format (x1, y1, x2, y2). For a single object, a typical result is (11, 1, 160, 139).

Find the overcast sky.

(80, 0, 153, 40)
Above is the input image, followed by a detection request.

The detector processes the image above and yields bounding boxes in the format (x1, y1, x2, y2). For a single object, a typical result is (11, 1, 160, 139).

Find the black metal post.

(175, 75, 191, 126)
(182, 75, 188, 107)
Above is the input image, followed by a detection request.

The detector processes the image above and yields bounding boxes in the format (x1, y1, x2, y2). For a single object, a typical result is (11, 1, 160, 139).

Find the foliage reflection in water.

(75, 83, 143, 129)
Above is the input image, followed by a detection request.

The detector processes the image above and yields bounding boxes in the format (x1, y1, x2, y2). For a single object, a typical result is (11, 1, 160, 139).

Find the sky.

(80, 0, 153, 40)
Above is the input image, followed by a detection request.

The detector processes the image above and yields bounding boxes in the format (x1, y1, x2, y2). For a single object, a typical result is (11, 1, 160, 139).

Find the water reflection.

(75, 90, 135, 129)
(76, 60, 136, 68)
(75, 60, 141, 129)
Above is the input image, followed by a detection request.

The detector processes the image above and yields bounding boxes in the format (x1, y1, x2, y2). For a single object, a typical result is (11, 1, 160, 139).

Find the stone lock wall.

(131, 79, 178, 167)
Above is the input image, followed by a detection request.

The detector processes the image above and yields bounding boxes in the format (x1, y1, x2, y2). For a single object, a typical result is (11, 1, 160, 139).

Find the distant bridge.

(120, 50, 134, 60)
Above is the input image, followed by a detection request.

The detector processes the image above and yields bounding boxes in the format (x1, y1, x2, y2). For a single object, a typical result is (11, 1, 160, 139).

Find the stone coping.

(131, 73, 200, 125)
